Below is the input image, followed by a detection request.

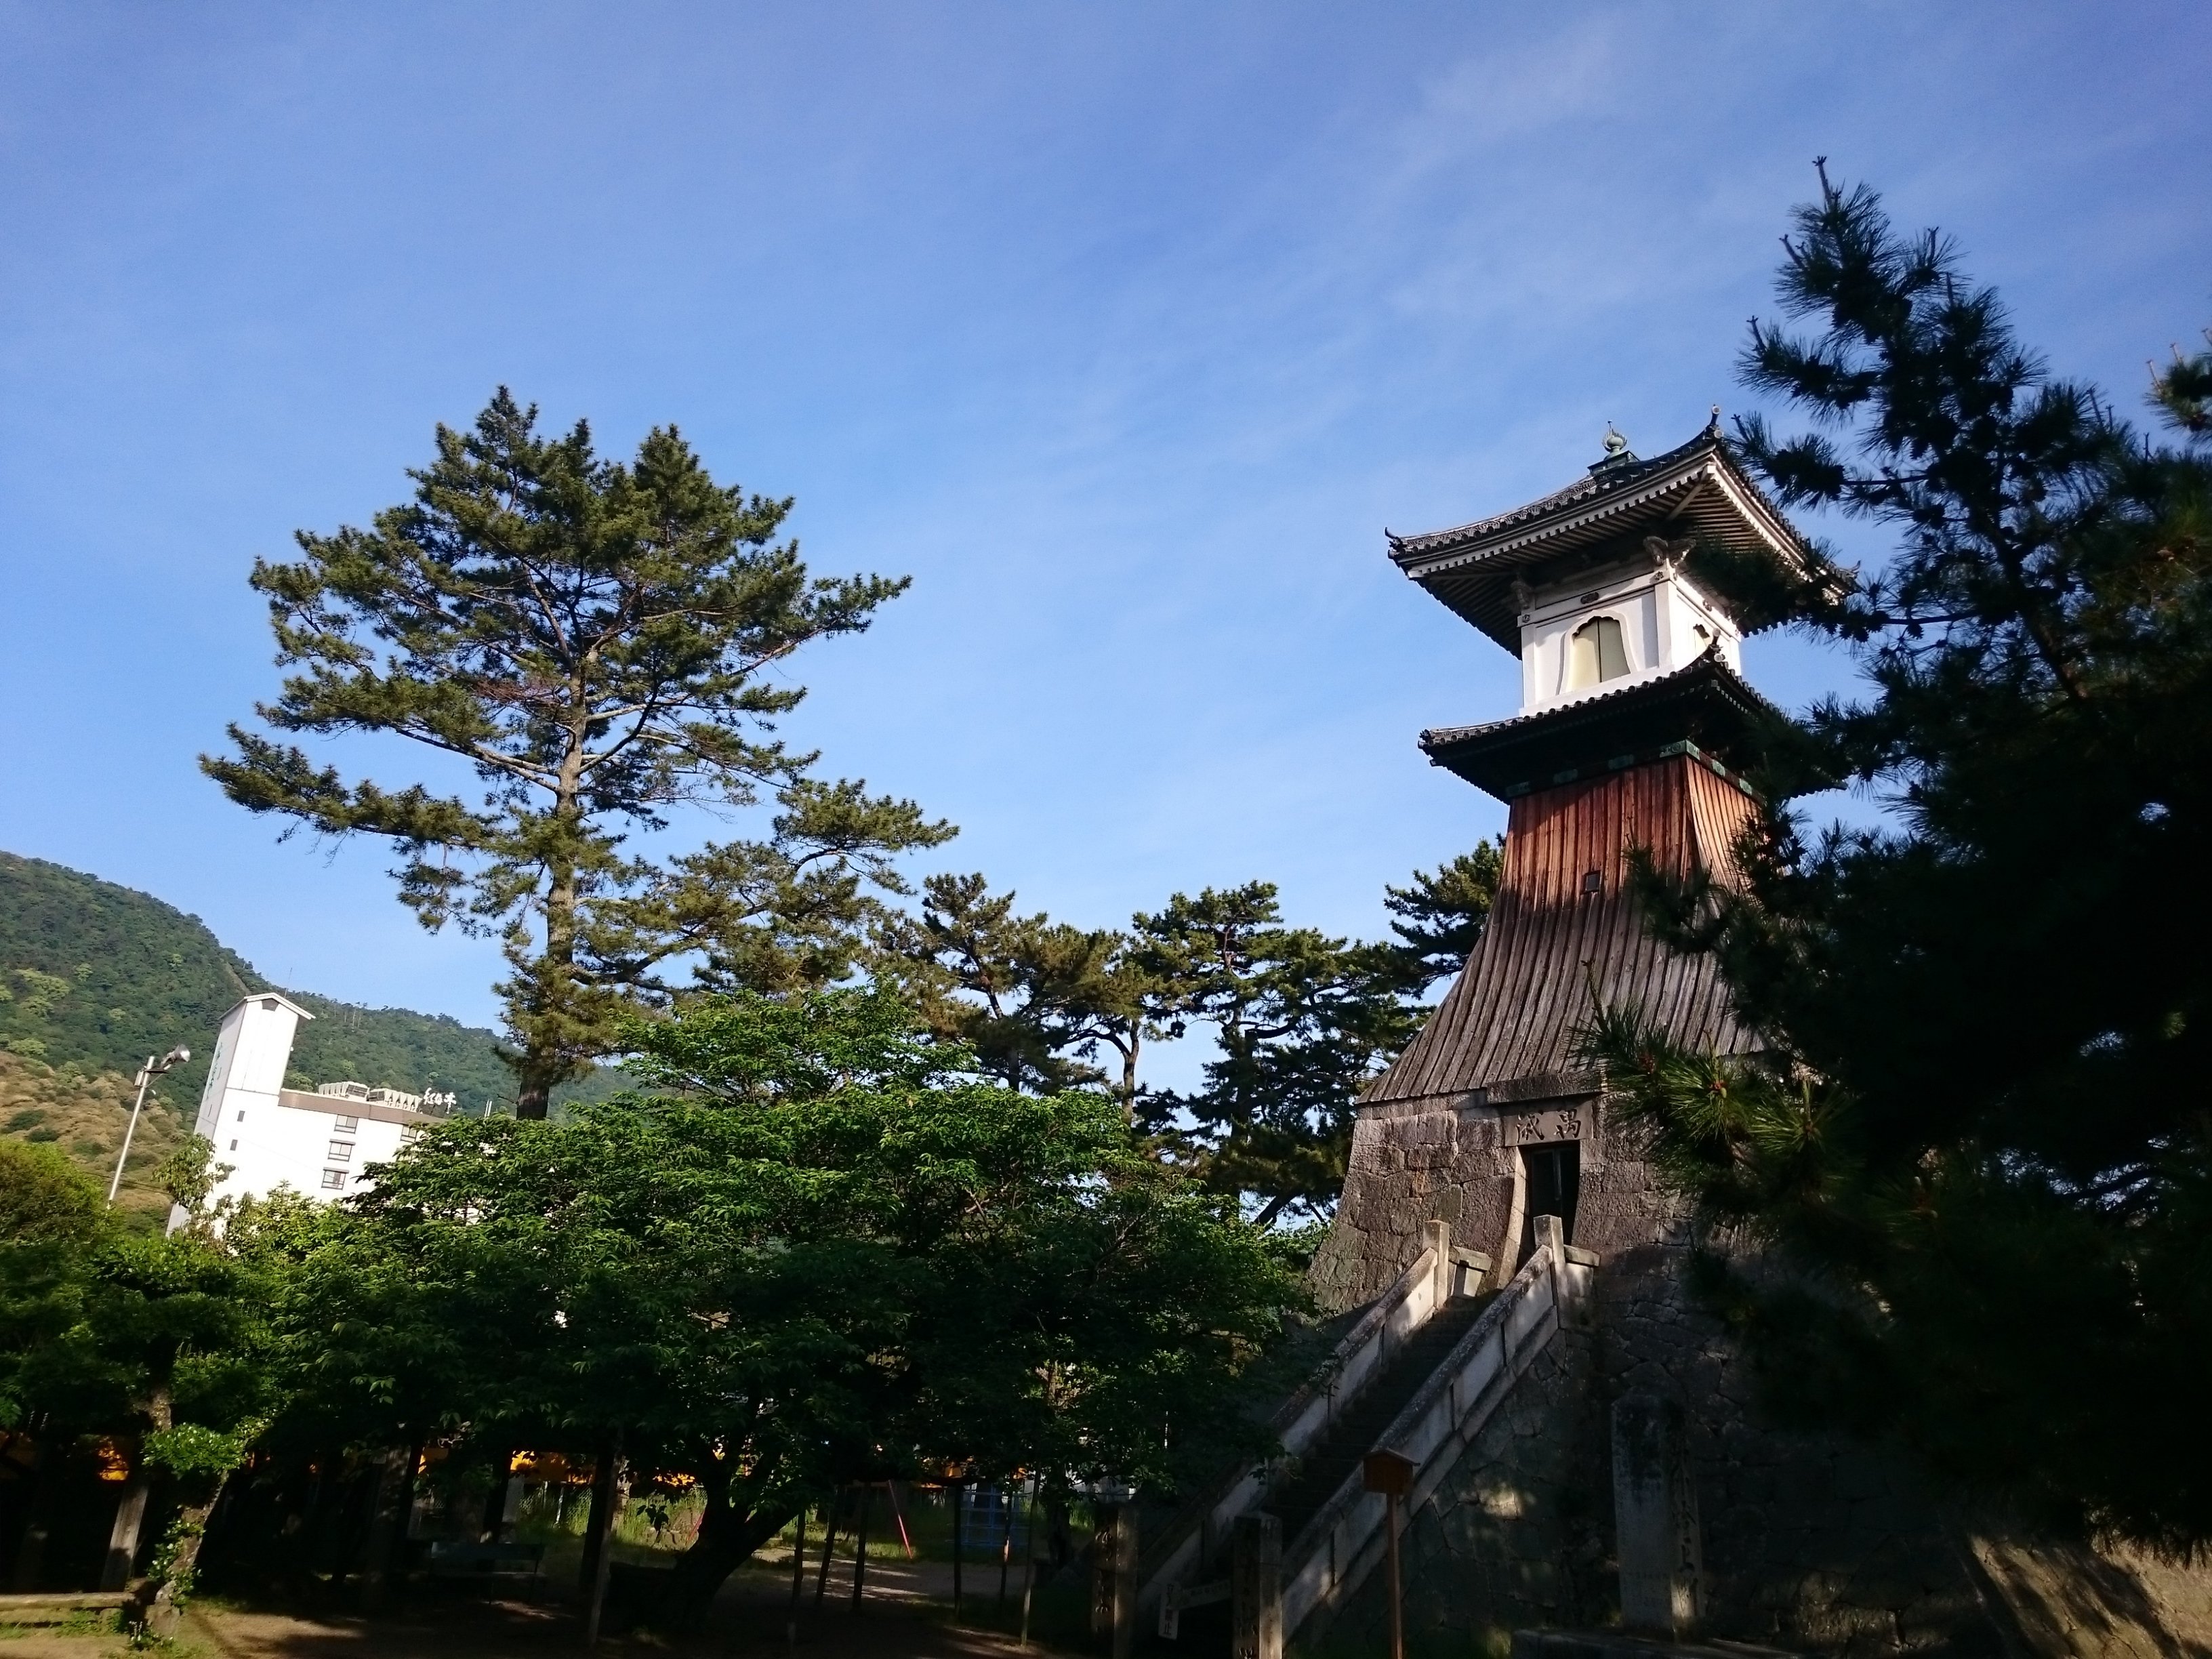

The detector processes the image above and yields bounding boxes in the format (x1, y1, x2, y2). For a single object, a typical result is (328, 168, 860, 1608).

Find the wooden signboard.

(1361, 1450, 1416, 1496)
(1361, 1450, 1416, 1659)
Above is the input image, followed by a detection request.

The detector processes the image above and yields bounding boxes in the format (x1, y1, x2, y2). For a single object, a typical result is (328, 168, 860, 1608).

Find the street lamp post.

(108, 1045, 190, 1204)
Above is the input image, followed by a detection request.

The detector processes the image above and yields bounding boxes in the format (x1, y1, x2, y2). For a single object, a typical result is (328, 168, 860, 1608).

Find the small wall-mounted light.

(1582, 869, 1603, 895)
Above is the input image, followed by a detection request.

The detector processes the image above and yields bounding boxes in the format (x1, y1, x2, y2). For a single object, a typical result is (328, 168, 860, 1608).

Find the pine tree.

(1581, 168, 2212, 1545)
(205, 391, 951, 1116)
(1382, 842, 1502, 991)
(1133, 884, 1414, 1229)
(875, 873, 1175, 1113)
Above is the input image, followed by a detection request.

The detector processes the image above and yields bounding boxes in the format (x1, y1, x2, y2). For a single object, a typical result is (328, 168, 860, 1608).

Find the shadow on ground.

(158, 1558, 1088, 1659)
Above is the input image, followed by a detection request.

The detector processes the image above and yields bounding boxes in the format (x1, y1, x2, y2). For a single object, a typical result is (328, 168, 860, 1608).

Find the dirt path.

(167, 1567, 1076, 1659)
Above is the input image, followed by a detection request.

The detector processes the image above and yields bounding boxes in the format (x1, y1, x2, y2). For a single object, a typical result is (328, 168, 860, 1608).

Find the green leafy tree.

(204, 391, 951, 1116)
(153, 1134, 232, 1224)
(1580, 169, 2212, 1546)
(1134, 884, 1416, 1229)
(295, 987, 1296, 1624)
(0, 1142, 276, 1611)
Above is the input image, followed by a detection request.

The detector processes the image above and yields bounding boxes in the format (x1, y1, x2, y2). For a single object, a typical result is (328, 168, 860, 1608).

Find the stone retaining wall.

(1305, 1088, 2212, 1658)
(1297, 1320, 1607, 1658)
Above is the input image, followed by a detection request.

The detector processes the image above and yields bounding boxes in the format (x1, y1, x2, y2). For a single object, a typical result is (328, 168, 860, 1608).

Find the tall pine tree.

(206, 392, 951, 1115)
(1581, 169, 2212, 1545)
(1134, 884, 1414, 1229)
(874, 872, 1175, 1113)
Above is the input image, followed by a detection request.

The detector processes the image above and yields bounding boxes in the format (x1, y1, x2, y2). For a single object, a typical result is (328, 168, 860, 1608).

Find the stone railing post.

(1231, 1512, 1283, 1659)
(1532, 1212, 1565, 1265)
(1423, 1218, 1453, 1309)
(1092, 1502, 1137, 1658)
(1114, 1503, 1138, 1659)
(1091, 1504, 1114, 1637)
(1612, 1394, 1703, 1638)
(1452, 1247, 1494, 1297)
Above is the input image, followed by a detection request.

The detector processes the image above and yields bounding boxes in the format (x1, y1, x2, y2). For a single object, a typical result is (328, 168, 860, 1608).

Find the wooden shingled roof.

(1361, 754, 1760, 1108)
(1385, 422, 1814, 654)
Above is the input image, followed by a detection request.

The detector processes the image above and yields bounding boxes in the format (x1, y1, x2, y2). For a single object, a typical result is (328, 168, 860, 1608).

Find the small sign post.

(1361, 1450, 1416, 1659)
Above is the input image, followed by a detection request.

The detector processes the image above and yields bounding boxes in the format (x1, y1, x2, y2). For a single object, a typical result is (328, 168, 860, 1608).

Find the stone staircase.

(1141, 1217, 1596, 1653)
(1263, 1292, 1492, 1548)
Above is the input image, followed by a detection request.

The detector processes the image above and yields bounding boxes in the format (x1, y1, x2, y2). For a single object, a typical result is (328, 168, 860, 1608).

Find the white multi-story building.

(170, 993, 454, 1231)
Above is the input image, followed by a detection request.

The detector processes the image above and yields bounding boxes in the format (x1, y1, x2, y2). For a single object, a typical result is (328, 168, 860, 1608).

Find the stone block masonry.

(1294, 1319, 1610, 1657)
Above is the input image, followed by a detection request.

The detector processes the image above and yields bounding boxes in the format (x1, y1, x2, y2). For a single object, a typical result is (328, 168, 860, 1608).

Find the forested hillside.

(0, 851, 615, 1122)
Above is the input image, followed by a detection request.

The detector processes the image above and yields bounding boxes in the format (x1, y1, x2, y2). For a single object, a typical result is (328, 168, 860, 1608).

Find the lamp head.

(159, 1045, 190, 1069)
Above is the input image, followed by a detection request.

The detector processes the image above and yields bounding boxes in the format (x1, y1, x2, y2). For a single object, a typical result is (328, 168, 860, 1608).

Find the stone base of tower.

(1295, 1232, 2212, 1657)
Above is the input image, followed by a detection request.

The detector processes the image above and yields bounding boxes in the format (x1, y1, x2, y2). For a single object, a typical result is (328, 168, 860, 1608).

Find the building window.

(321, 1169, 346, 1189)
(236, 1110, 245, 1122)
(334, 1114, 359, 1132)
(1567, 616, 1629, 690)
(229, 1139, 238, 1151)
(328, 1141, 354, 1162)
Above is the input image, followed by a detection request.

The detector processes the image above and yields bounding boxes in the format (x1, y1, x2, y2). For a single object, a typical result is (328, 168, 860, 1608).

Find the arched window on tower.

(1567, 615, 1629, 690)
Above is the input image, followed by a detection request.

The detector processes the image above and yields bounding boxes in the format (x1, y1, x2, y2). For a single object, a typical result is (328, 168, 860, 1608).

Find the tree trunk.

(101, 1477, 151, 1591)
(1019, 1486, 1039, 1650)
(389, 1438, 425, 1585)
(358, 1447, 411, 1612)
(813, 1490, 842, 1607)
(480, 1448, 515, 1542)
(583, 1433, 626, 1647)
(849, 1484, 872, 1612)
(1249, 1191, 1292, 1231)
(949, 1480, 964, 1620)
(108, 1382, 173, 1603)
(518, 733, 590, 1123)
(136, 1498, 216, 1639)
(785, 1504, 808, 1650)
(663, 1480, 792, 1629)
(579, 1435, 622, 1596)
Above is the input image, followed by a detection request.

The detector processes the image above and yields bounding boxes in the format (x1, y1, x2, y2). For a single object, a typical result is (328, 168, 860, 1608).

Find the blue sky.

(2, 3, 2206, 1041)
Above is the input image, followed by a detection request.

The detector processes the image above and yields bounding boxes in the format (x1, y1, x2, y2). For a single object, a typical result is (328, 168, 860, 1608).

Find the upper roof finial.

(1589, 423, 1639, 474)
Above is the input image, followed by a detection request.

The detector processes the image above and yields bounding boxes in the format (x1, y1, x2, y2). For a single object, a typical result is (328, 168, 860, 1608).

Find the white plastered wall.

(1516, 556, 1740, 716)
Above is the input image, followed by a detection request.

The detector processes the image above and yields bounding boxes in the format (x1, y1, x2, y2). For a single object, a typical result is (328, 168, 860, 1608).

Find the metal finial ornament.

(1601, 423, 1630, 457)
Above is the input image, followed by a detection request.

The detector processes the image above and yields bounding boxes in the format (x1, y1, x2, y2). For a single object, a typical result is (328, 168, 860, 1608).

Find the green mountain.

(0, 851, 615, 1121)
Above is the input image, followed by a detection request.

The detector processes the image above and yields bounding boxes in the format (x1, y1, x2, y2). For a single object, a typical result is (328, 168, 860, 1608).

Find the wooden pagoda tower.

(1282, 417, 2211, 1659)
(1310, 417, 1815, 1311)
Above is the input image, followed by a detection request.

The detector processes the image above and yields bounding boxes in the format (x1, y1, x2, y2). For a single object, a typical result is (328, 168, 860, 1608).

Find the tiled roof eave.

(1388, 430, 1721, 556)
(1389, 440, 1809, 576)
(1391, 470, 1687, 567)
(1417, 651, 1780, 751)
